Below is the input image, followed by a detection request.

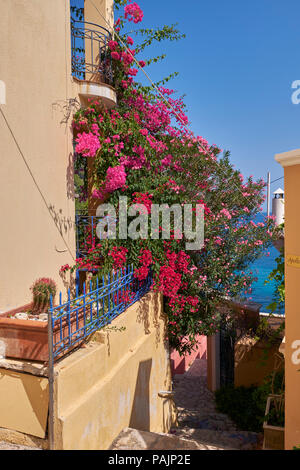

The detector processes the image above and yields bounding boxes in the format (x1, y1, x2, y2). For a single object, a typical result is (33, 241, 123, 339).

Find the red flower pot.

(0, 303, 87, 362)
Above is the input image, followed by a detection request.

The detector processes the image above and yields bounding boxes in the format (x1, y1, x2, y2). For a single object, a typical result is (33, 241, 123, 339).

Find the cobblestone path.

(170, 359, 262, 450)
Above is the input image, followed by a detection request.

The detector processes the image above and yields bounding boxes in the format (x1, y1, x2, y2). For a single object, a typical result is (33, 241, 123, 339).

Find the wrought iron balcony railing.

(71, 20, 113, 85)
(76, 213, 116, 259)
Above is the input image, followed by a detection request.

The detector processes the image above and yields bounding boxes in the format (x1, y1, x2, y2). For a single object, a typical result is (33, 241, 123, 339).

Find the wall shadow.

(129, 359, 152, 432)
(136, 292, 163, 348)
(66, 151, 75, 201)
(48, 204, 74, 237)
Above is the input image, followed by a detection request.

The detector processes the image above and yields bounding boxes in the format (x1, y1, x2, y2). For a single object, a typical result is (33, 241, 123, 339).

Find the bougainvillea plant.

(68, 0, 276, 353)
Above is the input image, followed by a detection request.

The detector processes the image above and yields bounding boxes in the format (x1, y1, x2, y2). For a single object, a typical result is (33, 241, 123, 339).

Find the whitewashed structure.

(272, 188, 285, 226)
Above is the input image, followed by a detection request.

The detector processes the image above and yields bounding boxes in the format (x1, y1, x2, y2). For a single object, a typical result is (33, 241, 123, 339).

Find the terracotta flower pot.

(0, 304, 48, 362)
(0, 303, 87, 362)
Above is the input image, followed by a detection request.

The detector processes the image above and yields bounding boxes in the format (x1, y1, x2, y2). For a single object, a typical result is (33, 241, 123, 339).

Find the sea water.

(246, 212, 283, 314)
(247, 245, 281, 313)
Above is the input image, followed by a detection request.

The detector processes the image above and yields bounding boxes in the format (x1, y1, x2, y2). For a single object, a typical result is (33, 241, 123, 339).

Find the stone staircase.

(110, 426, 258, 451)
(170, 426, 259, 450)
(0, 441, 40, 450)
(110, 427, 235, 450)
(170, 360, 260, 450)
(111, 359, 261, 451)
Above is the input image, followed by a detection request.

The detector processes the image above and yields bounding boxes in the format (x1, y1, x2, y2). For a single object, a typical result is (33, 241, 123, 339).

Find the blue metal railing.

(75, 213, 116, 258)
(49, 265, 152, 361)
(76, 213, 99, 258)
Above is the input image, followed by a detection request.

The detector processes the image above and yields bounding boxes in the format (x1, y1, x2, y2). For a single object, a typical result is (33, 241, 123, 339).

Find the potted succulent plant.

(31, 278, 57, 315)
(0, 278, 57, 362)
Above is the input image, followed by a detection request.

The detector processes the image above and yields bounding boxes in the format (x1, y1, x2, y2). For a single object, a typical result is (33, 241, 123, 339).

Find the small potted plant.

(31, 278, 57, 315)
(0, 278, 57, 362)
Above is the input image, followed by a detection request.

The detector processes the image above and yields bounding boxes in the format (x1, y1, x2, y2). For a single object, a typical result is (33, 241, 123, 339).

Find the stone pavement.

(110, 427, 225, 450)
(170, 358, 261, 450)
(0, 441, 40, 450)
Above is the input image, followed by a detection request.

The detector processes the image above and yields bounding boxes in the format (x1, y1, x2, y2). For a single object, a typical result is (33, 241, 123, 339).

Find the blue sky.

(76, 0, 300, 207)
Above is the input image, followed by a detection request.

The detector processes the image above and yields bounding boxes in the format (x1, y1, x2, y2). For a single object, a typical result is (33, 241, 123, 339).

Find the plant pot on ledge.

(0, 303, 49, 362)
(263, 394, 285, 450)
(0, 303, 86, 363)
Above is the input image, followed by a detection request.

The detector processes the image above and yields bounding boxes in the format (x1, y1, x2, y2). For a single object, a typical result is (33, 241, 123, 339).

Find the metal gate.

(219, 324, 236, 387)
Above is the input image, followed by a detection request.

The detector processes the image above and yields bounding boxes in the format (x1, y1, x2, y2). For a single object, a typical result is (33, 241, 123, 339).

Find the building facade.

(0, 0, 115, 311)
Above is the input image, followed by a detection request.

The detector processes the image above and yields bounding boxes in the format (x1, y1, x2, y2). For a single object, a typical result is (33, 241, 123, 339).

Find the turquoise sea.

(245, 212, 283, 313)
(247, 245, 280, 313)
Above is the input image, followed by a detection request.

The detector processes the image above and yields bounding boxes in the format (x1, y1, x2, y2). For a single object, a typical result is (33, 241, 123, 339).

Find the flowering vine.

(69, 0, 276, 354)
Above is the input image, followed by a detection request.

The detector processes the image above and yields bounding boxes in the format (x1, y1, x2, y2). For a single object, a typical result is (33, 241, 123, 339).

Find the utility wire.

(0, 107, 76, 261)
(270, 176, 284, 185)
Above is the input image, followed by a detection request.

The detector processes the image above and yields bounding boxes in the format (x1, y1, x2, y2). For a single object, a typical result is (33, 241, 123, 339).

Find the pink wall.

(170, 335, 207, 375)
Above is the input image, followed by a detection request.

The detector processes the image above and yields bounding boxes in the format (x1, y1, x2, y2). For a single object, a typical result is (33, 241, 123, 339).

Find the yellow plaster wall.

(234, 338, 282, 388)
(0, 369, 48, 438)
(84, 0, 114, 30)
(0, 0, 117, 311)
(274, 149, 300, 449)
(282, 163, 300, 449)
(0, 0, 77, 310)
(53, 292, 173, 450)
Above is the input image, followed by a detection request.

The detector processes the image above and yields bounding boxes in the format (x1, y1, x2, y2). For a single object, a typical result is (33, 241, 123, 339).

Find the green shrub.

(215, 385, 263, 432)
(215, 369, 284, 432)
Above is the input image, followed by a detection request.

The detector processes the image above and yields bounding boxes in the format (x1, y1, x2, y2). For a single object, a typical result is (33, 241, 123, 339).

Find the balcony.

(71, 20, 116, 108)
(75, 212, 116, 258)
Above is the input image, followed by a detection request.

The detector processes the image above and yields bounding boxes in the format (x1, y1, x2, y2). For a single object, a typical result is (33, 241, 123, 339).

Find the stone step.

(0, 441, 41, 450)
(172, 427, 260, 450)
(109, 427, 235, 450)
(178, 412, 238, 432)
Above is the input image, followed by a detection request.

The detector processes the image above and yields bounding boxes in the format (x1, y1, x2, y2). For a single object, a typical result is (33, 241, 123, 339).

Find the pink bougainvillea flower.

(124, 2, 144, 23)
(105, 165, 127, 192)
(132, 192, 153, 214)
(111, 51, 121, 61)
(127, 68, 138, 76)
(108, 40, 118, 51)
(121, 51, 135, 66)
(159, 265, 181, 298)
(75, 132, 101, 157)
(127, 36, 134, 45)
(108, 246, 128, 269)
(92, 188, 106, 199)
(90, 123, 100, 136)
(134, 265, 149, 281)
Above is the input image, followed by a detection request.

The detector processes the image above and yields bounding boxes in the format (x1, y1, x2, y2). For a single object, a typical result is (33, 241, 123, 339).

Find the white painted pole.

(267, 172, 271, 217)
